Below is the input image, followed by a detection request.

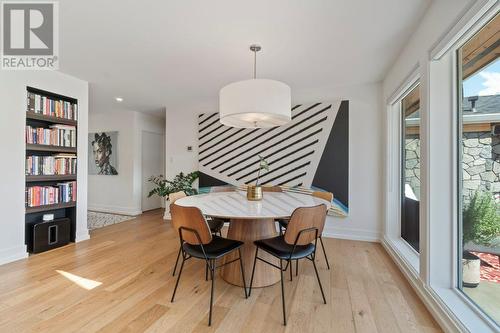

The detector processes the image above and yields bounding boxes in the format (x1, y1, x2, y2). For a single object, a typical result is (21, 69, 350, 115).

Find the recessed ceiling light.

(115, 97, 123, 102)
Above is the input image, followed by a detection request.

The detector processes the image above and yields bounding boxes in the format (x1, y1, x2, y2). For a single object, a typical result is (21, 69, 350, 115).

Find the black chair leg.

(280, 259, 287, 326)
(172, 246, 181, 276)
(205, 262, 209, 281)
(208, 259, 215, 326)
(289, 261, 293, 281)
(312, 256, 327, 304)
(171, 255, 185, 302)
(248, 247, 259, 297)
(238, 248, 248, 298)
(296, 259, 299, 276)
(319, 237, 330, 270)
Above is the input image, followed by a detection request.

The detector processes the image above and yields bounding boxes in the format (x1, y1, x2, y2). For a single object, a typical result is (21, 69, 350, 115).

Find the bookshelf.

(25, 87, 79, 251)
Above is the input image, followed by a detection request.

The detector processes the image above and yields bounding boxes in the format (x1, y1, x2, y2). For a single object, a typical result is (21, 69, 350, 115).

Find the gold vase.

(247, 185, 263, 201)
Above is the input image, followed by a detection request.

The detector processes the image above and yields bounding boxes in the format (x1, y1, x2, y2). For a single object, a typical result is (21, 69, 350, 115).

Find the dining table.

(174, 190, 331, 288)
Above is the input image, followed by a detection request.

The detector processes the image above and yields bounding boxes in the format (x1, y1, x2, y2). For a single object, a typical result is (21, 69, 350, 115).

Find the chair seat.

(183, 236, 243, 259)
(208, 218, 225, 233)
(254, 235, 315, 260)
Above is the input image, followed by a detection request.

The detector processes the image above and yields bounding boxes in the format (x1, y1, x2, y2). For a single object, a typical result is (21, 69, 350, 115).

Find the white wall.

(0, 71, 89, 265)
(88, 110, 164, 215)
(166, 82, 383, 241)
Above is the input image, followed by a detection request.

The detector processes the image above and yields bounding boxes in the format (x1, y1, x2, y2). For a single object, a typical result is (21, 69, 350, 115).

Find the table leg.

(221, 218, 280, 287)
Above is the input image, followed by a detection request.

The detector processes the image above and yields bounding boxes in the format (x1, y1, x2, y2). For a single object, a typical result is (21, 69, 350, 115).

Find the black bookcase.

(25, 86, 78, 252)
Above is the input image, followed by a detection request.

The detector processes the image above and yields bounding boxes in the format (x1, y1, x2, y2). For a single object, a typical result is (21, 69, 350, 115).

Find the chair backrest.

(284, 204, 327, 245)
(169, 191, 186, 203)
(170, 204, 212, 245)
(210, 186, 236, 193)
(262, 185, 283, 192)
(312, 191, 333, 202)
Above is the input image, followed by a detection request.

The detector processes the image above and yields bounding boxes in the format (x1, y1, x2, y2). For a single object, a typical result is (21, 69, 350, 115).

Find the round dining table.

(174, 190, 331, 288)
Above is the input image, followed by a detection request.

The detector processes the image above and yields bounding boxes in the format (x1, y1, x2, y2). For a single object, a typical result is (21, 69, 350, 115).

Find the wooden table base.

(221, 218, 280, 288)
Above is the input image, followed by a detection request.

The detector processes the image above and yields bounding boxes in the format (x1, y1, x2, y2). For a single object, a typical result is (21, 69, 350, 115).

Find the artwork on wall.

(197, 101, 349, 216)
(88, 132, 118, 175)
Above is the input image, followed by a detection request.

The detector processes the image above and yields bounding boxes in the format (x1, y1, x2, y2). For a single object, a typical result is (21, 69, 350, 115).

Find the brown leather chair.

(170, 204, 247, 326)
(249, 204, 327, 325)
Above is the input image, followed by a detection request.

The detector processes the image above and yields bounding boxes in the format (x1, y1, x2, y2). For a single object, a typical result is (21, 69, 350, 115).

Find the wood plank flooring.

(0, 209, 441, 332)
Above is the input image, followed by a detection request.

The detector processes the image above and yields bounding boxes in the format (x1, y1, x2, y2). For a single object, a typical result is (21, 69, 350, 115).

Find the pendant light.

(219, 44, 291, 128)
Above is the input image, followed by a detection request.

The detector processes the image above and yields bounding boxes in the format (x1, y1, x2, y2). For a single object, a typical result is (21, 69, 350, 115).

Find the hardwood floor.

(0, 209, 441, 332)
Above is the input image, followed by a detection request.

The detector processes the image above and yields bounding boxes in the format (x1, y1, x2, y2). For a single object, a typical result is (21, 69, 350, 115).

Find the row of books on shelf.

(25, 181, 77, 207)
(26, 125, 76, 147)
(27, 92, 78, 120)
(26, 154, 77, 176)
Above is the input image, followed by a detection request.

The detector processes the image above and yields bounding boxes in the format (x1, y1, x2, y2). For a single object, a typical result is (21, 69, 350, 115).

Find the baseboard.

(0, 245, 28, 266)
(88, 204, 142, 216)
(381, 237, 467, 333)
(322, 225, 381, 242)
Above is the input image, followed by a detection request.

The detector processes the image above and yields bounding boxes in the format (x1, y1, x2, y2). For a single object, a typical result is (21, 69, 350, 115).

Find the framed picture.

(88, 131, 118, 175)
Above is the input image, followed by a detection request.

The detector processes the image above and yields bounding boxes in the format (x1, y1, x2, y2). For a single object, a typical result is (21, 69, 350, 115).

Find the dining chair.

(262, 185, 283, 192)
(278, 191, 332, 272)
(170, 204, 248, 326)
(170, 191, 225, 276)
(248, 204, 327, 325)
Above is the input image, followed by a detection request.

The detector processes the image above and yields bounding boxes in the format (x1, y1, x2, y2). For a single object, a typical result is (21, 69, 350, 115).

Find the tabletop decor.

(147, 171, 199, 219)
(247, 155, 269, 201)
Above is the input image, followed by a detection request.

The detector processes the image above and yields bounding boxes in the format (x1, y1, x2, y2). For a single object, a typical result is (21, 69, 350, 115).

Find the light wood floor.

(0, 209, 441, 333)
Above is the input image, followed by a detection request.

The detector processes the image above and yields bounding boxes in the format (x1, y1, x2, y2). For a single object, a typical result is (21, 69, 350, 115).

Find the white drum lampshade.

(219, 79, 291, 128)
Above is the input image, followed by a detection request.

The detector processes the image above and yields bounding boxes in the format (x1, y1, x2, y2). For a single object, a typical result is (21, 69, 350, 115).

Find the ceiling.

(58, 0, 431, 116)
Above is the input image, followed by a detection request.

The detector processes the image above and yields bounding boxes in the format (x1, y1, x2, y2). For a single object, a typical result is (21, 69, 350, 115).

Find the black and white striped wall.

(198, 101, 349, 214)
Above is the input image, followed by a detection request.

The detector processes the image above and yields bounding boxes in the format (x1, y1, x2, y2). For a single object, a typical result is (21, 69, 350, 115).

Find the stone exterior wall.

(462, 132, 500, 202)
(405, 137, 421, 199)
(405, 132, 500, 203)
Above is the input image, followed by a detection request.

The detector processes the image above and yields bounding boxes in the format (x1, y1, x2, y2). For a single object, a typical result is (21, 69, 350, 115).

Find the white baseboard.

(322, 225, 381, 242)
(88, 204, 142, 216)
(381, 237, 466, 333)
(0, 245, 28, 266)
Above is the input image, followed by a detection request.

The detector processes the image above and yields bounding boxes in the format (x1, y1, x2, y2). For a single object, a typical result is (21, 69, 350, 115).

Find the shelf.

(26, 201, 76, 214)
(26, 144, 77, 153)
(26, 112, 77, 126)
(26, 175, 77, 182)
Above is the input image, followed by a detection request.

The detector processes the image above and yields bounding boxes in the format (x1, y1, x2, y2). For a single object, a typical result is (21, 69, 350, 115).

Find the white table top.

(174, 191, 331, 219)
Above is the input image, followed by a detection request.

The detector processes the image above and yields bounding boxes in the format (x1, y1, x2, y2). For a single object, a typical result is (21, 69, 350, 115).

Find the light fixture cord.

(253, 49, 257, 79)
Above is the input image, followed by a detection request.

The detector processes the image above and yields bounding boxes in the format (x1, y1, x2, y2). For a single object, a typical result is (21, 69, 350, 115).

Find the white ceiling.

(59, 0, 431, 116)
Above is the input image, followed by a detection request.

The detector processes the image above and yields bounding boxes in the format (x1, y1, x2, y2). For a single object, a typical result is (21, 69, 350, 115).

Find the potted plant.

(462, 191, 500, 287)
(148, 171, 200, 219)
(247, 155, 269, 201)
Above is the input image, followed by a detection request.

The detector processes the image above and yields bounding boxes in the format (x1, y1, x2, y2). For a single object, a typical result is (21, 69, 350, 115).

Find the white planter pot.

(462, 255, 480, 288)
(163, 199, 171, 220)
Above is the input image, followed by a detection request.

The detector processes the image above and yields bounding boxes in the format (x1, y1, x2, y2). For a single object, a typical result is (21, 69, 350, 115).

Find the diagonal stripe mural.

(198, 101, 349, 216)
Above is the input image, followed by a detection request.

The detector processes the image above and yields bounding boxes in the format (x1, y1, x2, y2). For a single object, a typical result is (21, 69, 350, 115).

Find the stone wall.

(405, 137, 421, 199)
(405, 132, 500, 204)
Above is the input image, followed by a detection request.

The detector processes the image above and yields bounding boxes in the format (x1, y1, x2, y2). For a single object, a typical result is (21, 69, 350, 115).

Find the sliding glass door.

(457, 12, 500, 325)
(401, 84, 421, 252)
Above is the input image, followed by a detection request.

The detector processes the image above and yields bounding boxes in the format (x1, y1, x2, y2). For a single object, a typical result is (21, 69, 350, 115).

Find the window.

(457, 12, 500, 325)
(401, 84, 421, 252)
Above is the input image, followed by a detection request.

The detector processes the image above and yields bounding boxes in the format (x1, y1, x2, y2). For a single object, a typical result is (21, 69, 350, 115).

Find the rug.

(87, 211, 135, 230)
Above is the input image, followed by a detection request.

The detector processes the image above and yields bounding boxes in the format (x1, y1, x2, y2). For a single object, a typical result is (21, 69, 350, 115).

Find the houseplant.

(148, 171, 200, 219)
(462, 191, 500, 287)
(247, 155, 269, 201)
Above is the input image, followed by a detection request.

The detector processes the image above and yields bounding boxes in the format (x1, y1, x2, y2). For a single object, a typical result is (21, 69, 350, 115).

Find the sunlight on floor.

(56, 270, 103, 290)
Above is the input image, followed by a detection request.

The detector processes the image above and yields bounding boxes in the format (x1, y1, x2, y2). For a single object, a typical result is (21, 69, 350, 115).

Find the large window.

(458, 13, 500, 325)
(401, 84, 420, 252)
